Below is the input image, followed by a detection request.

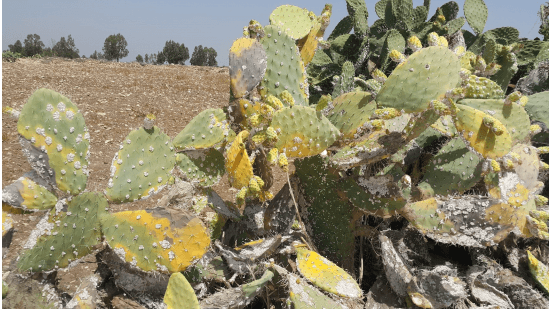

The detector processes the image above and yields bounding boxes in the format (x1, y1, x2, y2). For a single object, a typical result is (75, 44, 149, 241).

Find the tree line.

(5, 33, 218, 66)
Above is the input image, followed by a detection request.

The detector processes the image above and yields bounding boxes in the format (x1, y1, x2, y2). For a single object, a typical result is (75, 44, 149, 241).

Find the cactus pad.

(176, 149, 225, 187)
(163, 272, 199, 309)
(17, 88, 89, 195)
(260, 25, 308, 106)
(105, 126, 175, 203)
(464, 0, 488, 35)
(463, 75, 505, 99)
(225, 130, 253, 189)
(2, 177, 58, 211)
(269, 5, 314, 40)
(271, 106, 339, 157)
(287, 273, 346, 308)
(295, 246, 362, 298)
(173, 108, 231, 150)
(229, 38, 267, 98)
(17, 192, 107, 272)
(376, 46, 461, 113)
(527, 251, 549, 295)
(101, 208, 210, 273)
(297, 20, 323, 67)
(454, 104, 512, 159)
(326, 91, 376, 139)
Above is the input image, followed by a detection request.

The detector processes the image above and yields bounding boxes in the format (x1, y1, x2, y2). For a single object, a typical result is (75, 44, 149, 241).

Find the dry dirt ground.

(1, 57, 287, 306)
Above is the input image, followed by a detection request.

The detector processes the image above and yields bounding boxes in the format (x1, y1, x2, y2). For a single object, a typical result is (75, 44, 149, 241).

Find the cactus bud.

(474, 55, 487, 72)
(503, 159, 514, 169)
(373, 108, 401, 120)
(519, 96, 528, 107)
(436, 14, 446, 24)
(505, 91, 522, 105)
(249, 114, 261, 127)
(371, 69, 387, 83)
(541, 161, 549, 170)
(279, 90, 295, 107)
(263, 191, 274, 200)
(267, 148, 278, 165)
(407, 36, 422, 52)
(316, 94, 332, 111)
(535, 195, 549, 206)
(368, 119, 385, 131)
(278, 152, 289, 171)
(453, 46, 466, 57)
(260, 104, 275, 117)
(438, 36, 448, 48)
(490, 160, 501, 172)
(530, 124, 542, 136)
(265, 95, 284, 110)
(389, 50, 406, 63)
(459, 68, 471, 80)
(252, 132, 267, 144)
(248, 178, 260, 193)
(254, 175, 265, 189)
(427, 32, 440, 46)
(266, 126, 277, 141)
(482, 116, 505, 135)
(537, 146, 549, 154)
(430, 100, 451, 115)
(484, 63, 501, 76)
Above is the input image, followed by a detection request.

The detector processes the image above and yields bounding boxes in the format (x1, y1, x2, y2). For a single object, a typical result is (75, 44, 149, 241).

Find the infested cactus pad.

(376, 46, 461, 113)
(269, 5, 314, 40)
(17, 88, 90, 195)
(271, 106, 339, 157)
(17, 192, 107, 272)
(176, 149, 225, 187)
(229, 38, 267, 98)
(295, 246, 362, 298)
(2, 176, 58, 211)
(101, 208, 210, 273)
(225, 130, 253, 189)
(105, 126, 175, 203)
(173, 108, 231, 150)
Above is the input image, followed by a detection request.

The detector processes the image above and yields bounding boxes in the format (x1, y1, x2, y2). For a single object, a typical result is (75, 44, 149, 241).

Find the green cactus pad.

(454, 104, 512, 159)
(391, 0, 414, 29)
(380, 29, 406, 71)
(295, 246, 362, 298)
(463, 75, 505, 99)
(272, 106, 339, 158)
(101, 208, 210, 273)
(326, 91, 376, 139)
(288, 273, 346, 309)
(464, 0, 488, 35)
(184, 254, 229, 284)
(490, 49, 518, 92)
(2, 177, 57, 211)
(17, 192, 107, 272)
(418, 137, 483, 198)
(431, 115, 458, 137)
(346, 0, 369, 38)
(458, 99, 531, 143)
(377, 46, 461, 113)
(260, 25, 308, 106)
(241, 269, 274, 298)
(105, 126, 175, 203)
(332, 61, 355, 98)
(173, 108, 231, 150)
(524, 91, 549, 126)
(176, 149, 225, 187)
(269, 5, 314, 40)
(229, 38, 267, 98)
(17, 88, 89, 195)
(163, 272, 199, 309)
(527, 251, 549, 296)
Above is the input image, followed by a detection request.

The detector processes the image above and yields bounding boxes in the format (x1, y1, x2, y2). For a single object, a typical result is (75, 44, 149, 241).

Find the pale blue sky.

(2, 0, 545, 66)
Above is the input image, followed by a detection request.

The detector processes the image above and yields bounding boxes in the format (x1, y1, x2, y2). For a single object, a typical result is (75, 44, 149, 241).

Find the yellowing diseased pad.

(225, 130, 253, 189)
(2, 177, 57, 211)
(295, 246, 362, 298)
(527, 251, 549, 295)
(101, 208, 210, 273)
(229, 38, 267, 98)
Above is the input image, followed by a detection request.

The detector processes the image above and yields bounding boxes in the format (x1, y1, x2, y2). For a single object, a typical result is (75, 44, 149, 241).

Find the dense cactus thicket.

(2, 0, 549, 308)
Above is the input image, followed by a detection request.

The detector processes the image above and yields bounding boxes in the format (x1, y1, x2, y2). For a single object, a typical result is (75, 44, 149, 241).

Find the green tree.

(190, 45, 217, 66)
(136, 54, 144, 63)
(8, 40, 23, 54)
(206, 47, 218, 66)
(52, 35, 79, 58)
(144, 53, 149, 63)
(156, 51, 166, 65)
(161, 40, 189, 64)
(89, 50, 104, 60)
(102, 33, 129, 62)
(23, 34, 45, 57)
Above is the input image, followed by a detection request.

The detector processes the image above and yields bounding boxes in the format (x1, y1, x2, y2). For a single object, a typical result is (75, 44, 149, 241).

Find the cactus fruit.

(260, 25, 308, 106)
(377, 46, 461, 113)
(295, 246, 362, 298)
(173, 108, 231, 150)
(17, 88, 90, 195)
(325, 91, 376, 139)
(271, 106, 339, 158)
(2, 176, 58, 211)
(176, 149, 225, 187)
(226, 130, 253, 189)
(105, 126, 176, 203)
(17, 192, 107, 272)
(229, 38, 268, 98)
(101, 207, 210, 273)
(163, 272, 199, 309)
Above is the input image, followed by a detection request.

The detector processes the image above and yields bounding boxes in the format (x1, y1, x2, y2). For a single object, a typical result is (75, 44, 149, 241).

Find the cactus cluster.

(2, 0, 549, 308)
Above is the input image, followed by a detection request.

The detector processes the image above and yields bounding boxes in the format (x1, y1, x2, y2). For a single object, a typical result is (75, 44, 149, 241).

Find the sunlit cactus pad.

(288, 273, 347, 309)
(173, 108, 231, 150)
(269, 5, 314, 40)
(2, 176, 58, 211)
(225, 130, 253, 189)
(229, 38, 267, 98)
(163, 272, 199, 309)
(176, 149, 225, 187)
(271, 106, 339, 157)
(326, 91, 376, 139)
(105, 126, 175, 203)
(17, 192, 107, 272)
(376, 46, 461, 113)
(17, 88, 90, 195)
(101, 208, 210, 273)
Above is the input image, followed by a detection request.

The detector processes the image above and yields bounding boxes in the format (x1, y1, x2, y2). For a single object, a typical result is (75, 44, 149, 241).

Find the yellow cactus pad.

(527, 251, 549, 295)
(101, 208, 210, 273)
(226, 131, 253, 189)
(295, 246, 362, 298)
(164, 272, 200, 309)
(454, 104, 512, 159)
(2, 212, 14, 237)
(297, 21, 323, 66)
(2, 177, 58, 211)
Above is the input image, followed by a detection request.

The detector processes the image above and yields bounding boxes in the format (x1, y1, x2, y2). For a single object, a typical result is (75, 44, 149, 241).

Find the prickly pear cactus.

(172, 108, 231, 150)
(229, 38, 267, 98)
(163, 272, 199, 309)
(176, 149, 225, 187)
